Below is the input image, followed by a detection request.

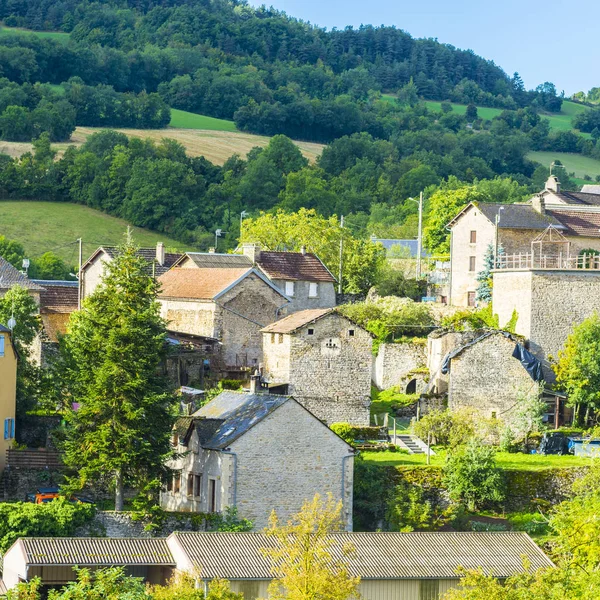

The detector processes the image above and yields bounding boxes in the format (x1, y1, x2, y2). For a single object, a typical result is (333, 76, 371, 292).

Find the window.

(173, 472, 181, 494)
(491, 411, 497, 419)
(467, 291, 476, 307)
(307, 328, 314, 336)
(419, 580, 440, 600)
(208, 478, 217, 513)
(270, 333, 275, 344)
(187, 474, 195, 497)
(3, 418, 14, 440)
(468, 256, 476, 272)
(194, 474, 202, 498)
(308, 282, 318, 298)
(470, 230, 477, 243)
(348, 329, 355, 337)
(0, 334, 4, 357)
(285, 281, 295, 296)
(278, 334, 283, 344)
(166, 475, 173, 492)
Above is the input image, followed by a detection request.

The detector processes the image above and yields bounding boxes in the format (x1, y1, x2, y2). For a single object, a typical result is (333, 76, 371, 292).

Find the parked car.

(26, 487, 93, 504)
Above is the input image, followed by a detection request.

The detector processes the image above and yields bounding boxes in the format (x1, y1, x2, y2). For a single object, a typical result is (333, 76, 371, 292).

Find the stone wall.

(219, 273, 286, 368)
(493, 269, 600, 380)
(285, 313, 372, 425)
(160, 299, 216, 338)
(372, 341, 427, 391)
(271, 279, 336, 313)
(448, 332, 538, 422)
(231, 399, 354, 530)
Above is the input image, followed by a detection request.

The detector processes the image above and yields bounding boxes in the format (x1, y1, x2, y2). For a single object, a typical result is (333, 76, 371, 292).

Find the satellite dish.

(7, 317, 16, 330)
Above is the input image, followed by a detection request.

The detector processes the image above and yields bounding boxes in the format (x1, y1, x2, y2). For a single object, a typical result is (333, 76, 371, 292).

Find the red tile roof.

(158, 268, 253, 300)
(257, 251, 336, 283)
(547, 210, 600, 238)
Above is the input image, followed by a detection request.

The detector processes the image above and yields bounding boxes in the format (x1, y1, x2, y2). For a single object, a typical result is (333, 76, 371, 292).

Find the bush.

(508, 512, 549, 535)
(412, 409, 475, 447)
(330, 422, 386, 443)
(443, 440, 505, 511)
(0, 499, 95, 554)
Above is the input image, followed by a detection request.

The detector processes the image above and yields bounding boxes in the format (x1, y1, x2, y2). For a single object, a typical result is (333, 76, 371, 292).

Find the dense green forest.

(1, 0, 600, 267)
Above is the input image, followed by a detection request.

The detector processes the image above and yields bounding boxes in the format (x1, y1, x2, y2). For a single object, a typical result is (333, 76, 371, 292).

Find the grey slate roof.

(170, 531, 554, 580)
(549, 190, 600, 206)
(16, 537, 175, 566)
(580, 184, 600, 195)
(192, 391, 289, 449)
(476, 203, 564, 230)
(91, 247, 183, 277)
(0, 257, 44, 290)
(183, 253, 253, 269)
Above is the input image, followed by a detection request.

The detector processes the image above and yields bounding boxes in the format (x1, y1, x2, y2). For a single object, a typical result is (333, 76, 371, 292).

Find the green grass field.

(527, 151, 600, 180)
(0, 24, 70, 43)
(362, 448, 592, 471)
(0, 201, 186, 265)
(423, 100, 504, 120)
(169, 109, 238, 132)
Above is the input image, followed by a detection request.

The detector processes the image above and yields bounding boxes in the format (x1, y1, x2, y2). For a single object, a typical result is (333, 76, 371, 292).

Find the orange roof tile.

(158, 268, 253, 300)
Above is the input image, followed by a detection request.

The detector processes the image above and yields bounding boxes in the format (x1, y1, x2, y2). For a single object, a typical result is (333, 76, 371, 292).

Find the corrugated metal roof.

(0, 257, 44, 290)
(192, 391, 289, 449)
(261, 308, 334, 334)
(19, 538, 175, 566)
(171, 531, 553, 580)
(257, 251, 336, 283)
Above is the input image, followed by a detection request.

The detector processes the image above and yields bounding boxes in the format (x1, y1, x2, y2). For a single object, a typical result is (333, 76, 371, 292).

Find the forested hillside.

(1, 0, 600, 270)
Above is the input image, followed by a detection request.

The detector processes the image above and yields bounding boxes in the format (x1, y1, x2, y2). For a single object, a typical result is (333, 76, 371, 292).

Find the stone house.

(183, 245, 337, 313)
(0, 324, 17, 472)
(80, 243, 182, 298)
(260, 308, 372, 425)
(158, 263, 289, 369)
(0, 256, 44, 303)
(160, 389, 354, 530)
(447, 177, 600, 306)
(372, 341, 427, 393)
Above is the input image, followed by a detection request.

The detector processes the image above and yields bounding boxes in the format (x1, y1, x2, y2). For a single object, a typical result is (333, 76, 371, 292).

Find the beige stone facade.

(160, 397, 354, 530)
(493, 269, 600, 379)
(372, 341, 427, 391)
(262, 311, 373, 425)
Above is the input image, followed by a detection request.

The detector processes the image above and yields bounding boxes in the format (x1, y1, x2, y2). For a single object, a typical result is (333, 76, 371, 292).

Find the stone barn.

(160, 389, 354, 530)
(261, 308, 373, 425)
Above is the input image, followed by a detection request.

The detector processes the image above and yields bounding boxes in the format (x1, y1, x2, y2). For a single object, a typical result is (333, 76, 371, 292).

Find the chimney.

(300, 245, 307, 255)
(531, 194, 546, 215)
(208, 247, 215, 254)
(242, 242, 261, 264)
(156, 242, 165, 266)
(545, 175, 560, 194)
(249, 370, 262, 394)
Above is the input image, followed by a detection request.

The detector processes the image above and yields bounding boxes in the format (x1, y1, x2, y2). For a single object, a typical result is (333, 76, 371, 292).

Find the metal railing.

(496, 253, 600, 271)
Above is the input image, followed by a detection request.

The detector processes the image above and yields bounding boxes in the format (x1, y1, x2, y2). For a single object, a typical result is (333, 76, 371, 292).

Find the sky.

(245, 0, 599, 96)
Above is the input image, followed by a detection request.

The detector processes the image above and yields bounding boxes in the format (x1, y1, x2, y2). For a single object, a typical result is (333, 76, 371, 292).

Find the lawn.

(169, 109, 238, 132)
(0, 24, 70, 43)
(527, 151, 600, 180)
(362, 448, 593, 471)
(0, 201, 186, 265)
(423, 100, 504, 121)
(542, 100, 589, 135)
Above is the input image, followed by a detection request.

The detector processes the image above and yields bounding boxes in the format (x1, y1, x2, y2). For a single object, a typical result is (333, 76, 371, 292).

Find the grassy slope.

(362, 448, 591, 471)
(0, 201, 185, 264)
(169, 109, 238, 132)
(0, 25, 70, 43)
(527, 151, 600, 179)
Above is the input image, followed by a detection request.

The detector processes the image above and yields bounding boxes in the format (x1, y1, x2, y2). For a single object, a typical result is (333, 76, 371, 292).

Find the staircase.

(395, 434, 434, 455)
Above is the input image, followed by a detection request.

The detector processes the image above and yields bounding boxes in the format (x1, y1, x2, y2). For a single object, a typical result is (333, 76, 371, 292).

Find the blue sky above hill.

(247, 0, 598, 96)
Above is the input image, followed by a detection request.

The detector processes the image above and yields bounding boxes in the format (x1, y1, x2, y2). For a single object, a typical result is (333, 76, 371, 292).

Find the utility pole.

(338, 215, 344, 295)
(416, 191, 423, 279)
(240, 210, 248, 235)
(494, 207, 504, 267)
(77, 237, 82, 310)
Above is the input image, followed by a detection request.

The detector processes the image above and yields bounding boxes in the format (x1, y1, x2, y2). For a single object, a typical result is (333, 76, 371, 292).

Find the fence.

(6, 448, 63, 469)
(496, 252, 600, 271)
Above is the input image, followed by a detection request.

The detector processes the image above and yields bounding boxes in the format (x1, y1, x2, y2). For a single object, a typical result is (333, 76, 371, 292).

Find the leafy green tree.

(465, 104, 478, 121)
(263, 494, 360, 600)
(442, 440, 504, 511)
(0, 285, 42, 415)
(0, 235, 26, 267)
(30, 252, 73, 280)
(397, 77, 419, 107)
(554, 313, 600, 420)
(59, 238, 176, 510)
(48, 567, 147, 600)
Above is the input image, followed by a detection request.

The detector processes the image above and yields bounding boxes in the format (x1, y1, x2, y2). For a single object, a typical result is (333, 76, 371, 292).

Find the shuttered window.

(4, 418, 15, 440)
(187, 474, 195, 497)
(0, 335, 4, 357)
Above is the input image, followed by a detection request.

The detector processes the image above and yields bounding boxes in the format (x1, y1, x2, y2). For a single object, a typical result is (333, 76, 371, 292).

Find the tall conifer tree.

(61, 236, 175, 510)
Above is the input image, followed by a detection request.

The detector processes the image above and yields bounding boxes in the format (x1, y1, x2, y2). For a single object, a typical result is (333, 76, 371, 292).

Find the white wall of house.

(270, 279, 336, 313)
(81, 254, 110, 298)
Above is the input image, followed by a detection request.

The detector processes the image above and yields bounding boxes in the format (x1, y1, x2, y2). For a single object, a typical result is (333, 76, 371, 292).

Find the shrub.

(412, 409, 475, 447)
(330, 423, 386, 443)
(0, 499, 95, 554)
(443, 440, 505, 511)
(508, 512, 549, 535)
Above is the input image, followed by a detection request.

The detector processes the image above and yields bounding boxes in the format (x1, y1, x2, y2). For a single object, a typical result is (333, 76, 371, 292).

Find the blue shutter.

(10, 418, 15, 439)
(3, 419, 8, 440)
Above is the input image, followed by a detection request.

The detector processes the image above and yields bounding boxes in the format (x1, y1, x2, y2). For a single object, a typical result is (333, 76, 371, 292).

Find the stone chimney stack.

(545, 175, 561, 193)
(249, 370, 262, 394)
(156, 242, 165, 266)
(242, 242, 261, 264)
(300, 245, 307, 255)
(531, 194, 546, 215)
